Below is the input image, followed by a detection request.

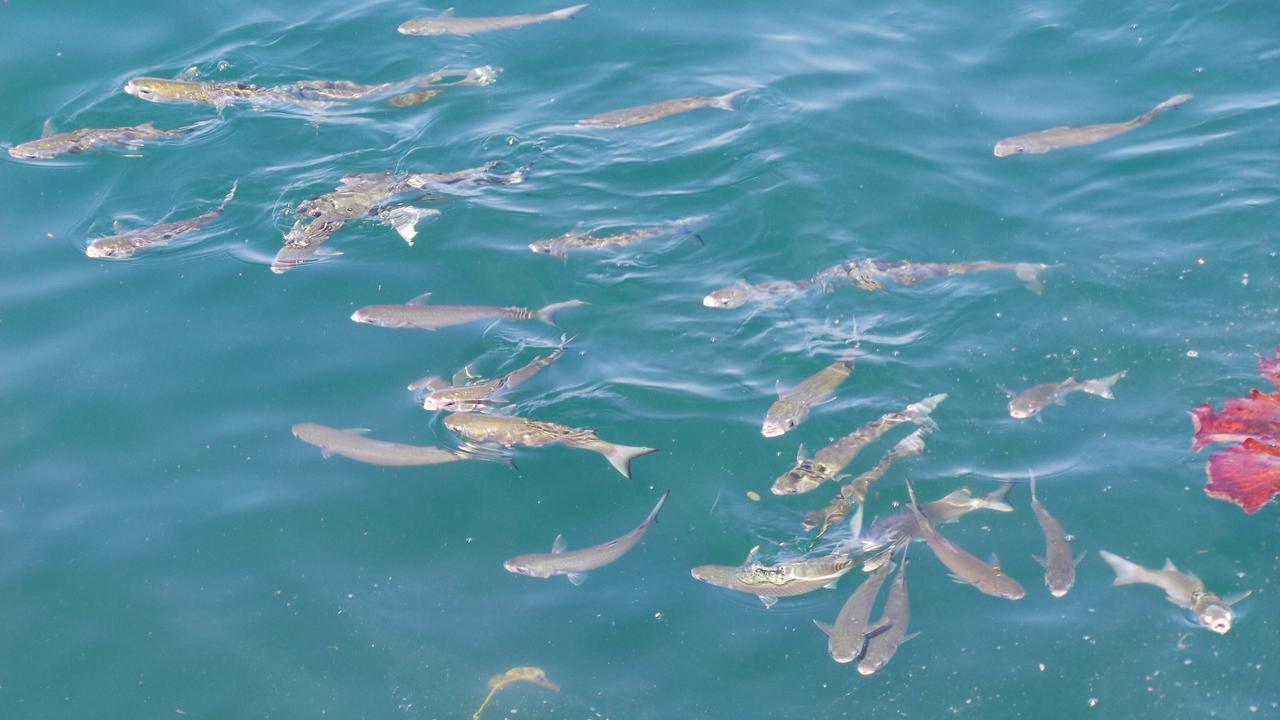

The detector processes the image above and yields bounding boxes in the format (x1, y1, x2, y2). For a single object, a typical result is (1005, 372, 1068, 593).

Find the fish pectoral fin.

(1224, 590, 1253, 606)
(812, 619, 833, 636)
(320, 447, 332, 459)
(1032, 554, 1048, 569)
(551, 534, 568, 554)
(743, 545, 760, 566)
(795, 443, 808, 463)
(566, 572, 587, 586)
(988, 553, 1003, 569)
(1034, 414, 1044, 424)
(997, 384, 1014, 399)
(823, 581, 839, 590)
(342, 428, 373, 435)
(901, 631, 921, 644)
(1073, 552, 1086, 567)
(758, 595, 778, 610)
(947, 573, 969, 585)
(775, 379, 785, 398)
(407, 291, 432, 305)
(314, 248, 344, 258)
(440, 6, 455, 16)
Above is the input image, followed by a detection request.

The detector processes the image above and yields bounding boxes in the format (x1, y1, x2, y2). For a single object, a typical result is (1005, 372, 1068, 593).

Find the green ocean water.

(3, 0, 1280, 717)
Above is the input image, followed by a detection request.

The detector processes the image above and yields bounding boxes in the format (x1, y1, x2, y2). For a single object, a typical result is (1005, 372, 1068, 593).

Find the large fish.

(1098, 550, 1250, 634)
(814, 560, 895, 664)
(503, 490, 668, 585)
(904, 479, 1025, 600)
(803, 427, 930, 537)
(1005, 370, 1128, 420)
(416, 335, 572, 411)
(691, 547, 857, 609)
(528, 216, 706, 258)
(994, 93, 1193, 157)
(577, 89, 750, 129)
(850, 484, 1015, 565)
(352, 293, 587, 331)
(291, 422, 503, 467)
(821, 258, 1055, 295)
(9, 119, 212, 160)
(762, 360, 854, 438)
(399, 4, 588, 35)
(85, 181, 236, 259)
(1029, 472, 1080, 598)
(702, 279, 816, 309)
(858, 550, 917, 675)
(443, 412, 655, 478)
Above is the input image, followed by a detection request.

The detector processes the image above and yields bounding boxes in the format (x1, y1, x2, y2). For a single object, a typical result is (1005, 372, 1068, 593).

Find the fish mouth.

(7, 147, 39, 159)
(421, 397, 440, 411)
(760, 425, 785, 438)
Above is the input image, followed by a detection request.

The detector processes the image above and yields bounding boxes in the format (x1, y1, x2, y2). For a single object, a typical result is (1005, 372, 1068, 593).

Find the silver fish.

(9, 119, 212, 160)
(443, 412, 655, 478)
(814, 560, 895, 664)
(762, 360, 853, 438)
(399, 4, 588, 36)
(504, 490, 668, 585)
(822, 258, 1056, 295)
(577, 89, 750, 129)
(702, 279, 815, 309)
(774, 394, 945, 496)
(691, 547, 857, 609)
(529, 216, 706, 258)
(351, 293, 587, 331)
(803, 427, 930, 538)
(1029, 472, 1080, 598)
(851, 484, 1015, 564)
(1005, 370, 1128, 421)
(416, 335, 572, 411)
(86, 181, 236, 259)
(858, 550, 917, 675)
(994, 93, 1193, 157)
(1099, 550, 1251, 634)
(291, 422, 502, 466)
(904, 479, 1025, 600)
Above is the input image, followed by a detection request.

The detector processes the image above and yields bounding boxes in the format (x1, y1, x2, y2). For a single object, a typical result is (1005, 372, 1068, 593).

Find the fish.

(417, 335, 572, 411)
(351, 293, 587, 331)
(1029, 472, 1080, 598)
(273, 162, 523, 273)
(773, 394, 946, 496)
(803, 427, 931, 538)
(529, 216, 707, 258)
(85, 181, 236, 259)
(762, 360, 853, 438)
(904, 479, 1025, 600)
(9, 119, 212, 160)
(691, 547, 858, 609)
(814, 560, 895, 664)
(849, 484, 1015, 564)
(443, 412, 655, 478)
(994, 93, 1193, 157)
(1098, 550, 1251, 634)
(291, 422, 503, 467)
(124, 66, 499, 111)
(577, 89, 751, 129)
(1005, 370, 1128, 420)
(399, 4, 588, 36)
(822, 258, 1056, 295)
(702, 279, 816, 309)
(503, 490, 668, 585)
(858, 549, 917, 675)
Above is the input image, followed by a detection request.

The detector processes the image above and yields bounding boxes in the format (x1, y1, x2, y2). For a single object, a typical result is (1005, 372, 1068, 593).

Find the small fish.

(852, 484, 1014, 562)
(399, 4, 588, 36)
(1099, 550, 1251, 634)
(824, 258, 1056, 295)
(1005, 370, 1128, 421)
(858, 550, 918, 675)
(803, 427, 930, 537)
(762, 360, 853, 438)
(9, 119, 212, 160)
(291, 422, 503, 466)
(1029, 472, 1080, 598)
(529, 216, 706, 258)
(418, 336, 572, 411)
(994, 93, 1193, 157)
(504, 490, 668, 585)
(702, 279, 816, 309)
(904, 479, 1025, 600)
(814, 560, 895, 664)
(577, 89, 750, 129)
(86, 181, 236, 259)
(691, 547, 857, 609)
(774, 394, 945, 496)
(443, 412, 655, 478)
(352, 293, 588, 331)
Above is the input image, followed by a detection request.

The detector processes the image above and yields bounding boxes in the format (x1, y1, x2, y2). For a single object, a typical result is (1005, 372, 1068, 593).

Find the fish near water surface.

(399, 4, 588, 36)
(814, 560, 895, 664)
(1029, 472, 1080, 598)
(443, 412, 655, 478)
(577, 89, 750, 129)
(691, 547, 857, 609)
(762, 360, 854, 438)
(9, 119, 212, 160)
(803, 427, 931, 538)
(994, 93, 1193, 157)
(858, 550, 917, 675)
(904, 479, 1025, 600)
(503, 490, 668, 585)
(352, 293, 588, 331)
(821, 258, 1056, 295)
(702, 279, 816, 309)
(417, 336, 572, 411)
(85, 181, 236, 259)
(1005, 370, 1128, 420)
(1098, 550, 1250, 634)
(529, 216, 706, 258)
(291, 422, 503, 467)
(851, 484, 1014, 563)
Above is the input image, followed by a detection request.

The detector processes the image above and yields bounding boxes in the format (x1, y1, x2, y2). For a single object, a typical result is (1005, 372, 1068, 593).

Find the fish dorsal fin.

(1162, 558, 1178, 572)
(113, 220, 126, 234)
(1224, 590, 1253, 606)
(408, 292, 432, 305)
(1032, 554, 1047, 569)
(178, 65, 200, 81)
(812, 619, 833, 636)
(441, 7, 455, 16)
(551, 534, 567, 554)
(137, 121, 157, 131)
(342, 427, 372, 435)
(451, 365, 477, 386)
(775, 379, 785, 398)
(41, 118, 56, 137)
(795, 443, 808, 463)
(1074, 552, 1086, 567)
(566, 572, 587, 586)
(744, 545, 760, 565)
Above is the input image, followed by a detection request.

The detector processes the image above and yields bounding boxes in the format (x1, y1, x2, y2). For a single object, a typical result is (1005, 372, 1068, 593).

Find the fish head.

(503, 557, 553, 578)
(771, 464, 824, 495)
(1007, 398, 1038, 420)
(992, 140, 1028, 158)
(690, 564, 740, 589)
(528, 239, 566, 257)
(762, 403, 805, 438)
(398, 20, 449, 36)
(702, 286, 748, 309)
(8, 139, 62, 160)
(85, 238, 137, 260)
(1197, 602, 1234, 634)
(125, 77, 194, 104)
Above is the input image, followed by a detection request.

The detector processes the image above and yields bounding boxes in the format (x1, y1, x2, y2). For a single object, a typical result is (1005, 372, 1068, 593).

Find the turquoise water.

(4, 0, 1280, 717)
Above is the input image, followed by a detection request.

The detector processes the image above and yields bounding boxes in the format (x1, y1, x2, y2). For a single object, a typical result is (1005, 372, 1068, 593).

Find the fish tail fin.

(646, 489, 671, 523)
(982, 481, 1015, 512)
(180, 119, 217, 134)
(1099, 550, 1147, 587)
(1029, 470, 1039, 502)
(592, 441, 658, 478)
(848, 502, 864, 543)
(218, 180, 239, 212)
(1142, 93, 1194, 122)
(551, 3, 589, 20)
(1079, 370, 1128, 400)
(711, 88, 751, 111)
(1013, 263, 1051, 295)
(535, 299, 589, 325)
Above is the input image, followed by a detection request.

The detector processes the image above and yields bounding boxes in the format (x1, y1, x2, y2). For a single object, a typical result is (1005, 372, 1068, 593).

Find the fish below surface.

(994, 93, 1193, 157)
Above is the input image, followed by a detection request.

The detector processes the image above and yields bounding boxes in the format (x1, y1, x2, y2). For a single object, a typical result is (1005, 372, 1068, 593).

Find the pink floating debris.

(1190, 390, 1280, 452)
(1259, 347, 1280, 389)
(1193, 346, 1280, 513)
(1205, 439, 1280, 515)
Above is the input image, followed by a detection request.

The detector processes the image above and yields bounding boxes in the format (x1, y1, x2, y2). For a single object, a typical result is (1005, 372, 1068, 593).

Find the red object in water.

(1259, 347, 1280, 389)
(1190, 390, 1280, 452)
(1205, 439, 1280, 515)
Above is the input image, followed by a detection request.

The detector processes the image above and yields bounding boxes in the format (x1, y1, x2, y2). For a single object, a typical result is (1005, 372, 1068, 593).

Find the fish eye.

(786, 419, 796, 428)
(1014, 145, 1026, 153)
